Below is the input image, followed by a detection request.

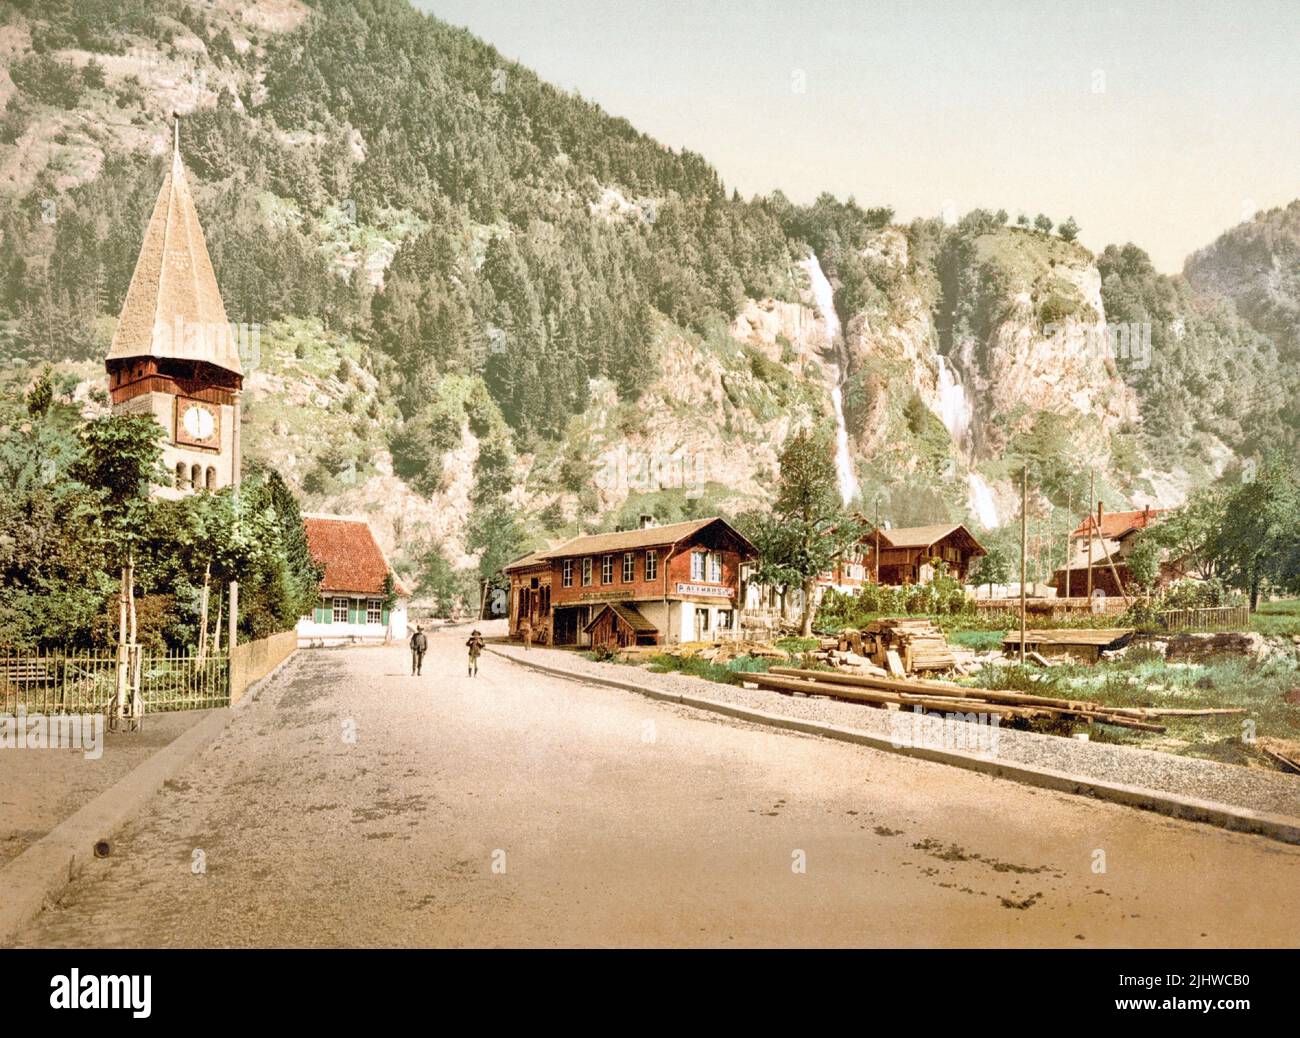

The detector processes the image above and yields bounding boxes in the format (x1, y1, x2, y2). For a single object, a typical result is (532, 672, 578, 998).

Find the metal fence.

(0, 650, 229, 716)
(1156, 606, 1251, 633)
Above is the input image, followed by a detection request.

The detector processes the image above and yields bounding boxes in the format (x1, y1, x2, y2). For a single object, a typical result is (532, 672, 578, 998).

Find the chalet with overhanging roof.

(1051, 505, 1181, 598)
(820, 522, 987, 590)
(503, 516, 757, 649)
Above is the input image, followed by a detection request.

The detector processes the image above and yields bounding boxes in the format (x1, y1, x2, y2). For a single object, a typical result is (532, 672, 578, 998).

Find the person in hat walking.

(409, 625, 428, 676)
(466, 629, 485, 678)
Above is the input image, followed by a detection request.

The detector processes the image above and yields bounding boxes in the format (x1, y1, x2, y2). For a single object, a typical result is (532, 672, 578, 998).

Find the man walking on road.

(466, 629, 485, 677)
(410, 626, 428, 676)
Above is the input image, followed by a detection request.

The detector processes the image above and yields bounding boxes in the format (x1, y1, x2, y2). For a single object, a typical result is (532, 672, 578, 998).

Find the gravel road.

(13, 627, 1300, 948)
(493, 642, 1300, 820)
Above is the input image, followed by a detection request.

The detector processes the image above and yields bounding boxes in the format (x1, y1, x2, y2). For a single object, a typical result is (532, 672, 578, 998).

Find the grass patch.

(1253, 599, 1300, 637)
(947, 629, 1006, 652)
(962, 650, 1300, 766)
(775, 636, 819, 654)
(645, 652, 774, 684)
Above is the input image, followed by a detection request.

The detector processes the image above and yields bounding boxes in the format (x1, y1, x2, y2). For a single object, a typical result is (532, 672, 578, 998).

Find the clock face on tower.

(175, 398, 221, 449)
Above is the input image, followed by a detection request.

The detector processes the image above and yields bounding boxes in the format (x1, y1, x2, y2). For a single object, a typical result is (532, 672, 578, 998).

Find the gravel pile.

(491, 644, 1300, 821)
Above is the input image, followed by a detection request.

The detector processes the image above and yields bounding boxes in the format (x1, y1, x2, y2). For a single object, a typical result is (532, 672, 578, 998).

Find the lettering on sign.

(578, 590, 634, 602)
(675, 583, 732, 599)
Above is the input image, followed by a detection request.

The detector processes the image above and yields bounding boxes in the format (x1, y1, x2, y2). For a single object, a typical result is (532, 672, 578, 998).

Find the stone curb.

(0, 650, 297, 946)
(489, 647, 1300, 847)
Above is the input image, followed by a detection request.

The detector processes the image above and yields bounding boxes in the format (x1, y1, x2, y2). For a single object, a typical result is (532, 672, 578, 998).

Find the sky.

(415, 0, 1298, 272)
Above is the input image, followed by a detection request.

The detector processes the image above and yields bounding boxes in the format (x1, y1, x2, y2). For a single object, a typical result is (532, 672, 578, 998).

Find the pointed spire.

(106, 118, 242, 376)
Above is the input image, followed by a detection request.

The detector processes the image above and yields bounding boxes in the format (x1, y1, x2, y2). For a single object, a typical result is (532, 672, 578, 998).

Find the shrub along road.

(13, 626, 1300, 947)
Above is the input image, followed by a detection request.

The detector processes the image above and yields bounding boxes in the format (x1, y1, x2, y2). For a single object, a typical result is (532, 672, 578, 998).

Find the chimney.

(639, 514, 656, 529)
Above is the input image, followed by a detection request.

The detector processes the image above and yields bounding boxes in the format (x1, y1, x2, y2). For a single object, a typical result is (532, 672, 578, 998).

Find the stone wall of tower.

(112, 391, 237, 500)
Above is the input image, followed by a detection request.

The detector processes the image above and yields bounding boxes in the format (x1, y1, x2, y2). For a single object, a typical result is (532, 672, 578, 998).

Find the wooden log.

(1260, 746, 1300, 775)
(1141, 707, 1247, 717)
(747, 673, 1044, 718)
(750, 672, 1164, 730)
(765, 666, 1158, 723)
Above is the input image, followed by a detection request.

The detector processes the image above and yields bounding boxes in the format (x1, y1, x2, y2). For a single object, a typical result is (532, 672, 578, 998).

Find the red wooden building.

(819, 522, 987, 590)
(503, 517, 757, 649)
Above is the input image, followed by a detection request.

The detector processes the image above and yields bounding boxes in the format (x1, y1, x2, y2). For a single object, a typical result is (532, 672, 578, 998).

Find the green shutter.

(381, 607, 390, 625)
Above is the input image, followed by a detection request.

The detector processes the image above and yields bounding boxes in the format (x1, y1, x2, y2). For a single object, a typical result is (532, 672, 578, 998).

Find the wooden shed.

(583, 602, 660, 650)
(1002, 628, 1135, 663)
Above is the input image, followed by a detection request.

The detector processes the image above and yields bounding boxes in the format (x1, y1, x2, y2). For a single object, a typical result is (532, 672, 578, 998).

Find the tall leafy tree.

(765, 429, 865, 636)
(1212, 456, 1300, 610)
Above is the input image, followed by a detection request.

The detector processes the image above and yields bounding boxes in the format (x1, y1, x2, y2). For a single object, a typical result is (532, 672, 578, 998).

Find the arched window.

(205, 466, 217, 490)
(175, 462, 188, 489)
(190, 464, 202, 491)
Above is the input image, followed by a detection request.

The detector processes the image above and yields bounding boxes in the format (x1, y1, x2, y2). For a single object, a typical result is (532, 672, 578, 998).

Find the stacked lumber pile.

(851, 618, 955, 674)
(800, 637, 887, 675)
(739, 667, 1246, 735)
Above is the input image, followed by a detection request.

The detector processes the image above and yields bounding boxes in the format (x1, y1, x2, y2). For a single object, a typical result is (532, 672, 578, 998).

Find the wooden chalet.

(821, 523, 987, 590)
(1051, 505, 1181, 598)
(502, 517, 757, 649)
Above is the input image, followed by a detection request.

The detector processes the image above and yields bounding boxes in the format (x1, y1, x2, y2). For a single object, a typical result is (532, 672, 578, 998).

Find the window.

(719, 609, 733, 630)
(601, 555, 614, 584)
(622, 552, 635, 582)
(332, 597, 349, 623)
(562, 559, 573, 588)
(582, 558, 592, 586)
(645, 550, 657, 581)
(366, 599, 382, 624)
(175, 462, 188, 490)
(691, 550, 722, 583)
(205, 466, 217, 490)
(191, 464, 202, 490)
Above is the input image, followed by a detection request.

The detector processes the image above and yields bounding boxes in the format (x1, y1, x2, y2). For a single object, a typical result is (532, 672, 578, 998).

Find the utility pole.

(1019, 464, 1028, 666)
(228, 388, 242, 655)
(1064, 487, 1072, 598)
(1086, 467, 1095, 601)
(873, 496, 880, 585)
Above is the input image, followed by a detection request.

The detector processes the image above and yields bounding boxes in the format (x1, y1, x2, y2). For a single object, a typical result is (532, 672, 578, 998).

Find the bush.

(816, 562, 972, 630)
(10, 54, 84, 107)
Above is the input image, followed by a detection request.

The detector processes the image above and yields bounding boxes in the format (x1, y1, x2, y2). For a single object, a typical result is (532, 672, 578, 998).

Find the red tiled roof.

(1070, 508, 1167, 540)
(303, 515, 409, 597)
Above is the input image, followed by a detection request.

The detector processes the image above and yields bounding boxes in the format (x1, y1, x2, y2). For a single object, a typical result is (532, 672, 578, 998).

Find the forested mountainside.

(0, 0, 1294, 598)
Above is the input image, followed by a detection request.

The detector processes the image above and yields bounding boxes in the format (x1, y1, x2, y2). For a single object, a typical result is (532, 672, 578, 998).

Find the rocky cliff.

(0, 0, 1291, 598)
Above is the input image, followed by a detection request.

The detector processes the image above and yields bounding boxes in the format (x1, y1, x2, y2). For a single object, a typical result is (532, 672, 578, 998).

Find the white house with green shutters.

(297, 515, 410, 646)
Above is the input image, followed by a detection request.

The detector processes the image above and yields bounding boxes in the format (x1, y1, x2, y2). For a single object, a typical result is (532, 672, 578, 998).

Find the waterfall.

(800, 253, 860, 506)
(967, 472, 999, 528)
(934, 353, 1000, 527)
(935, 354, 973, 448)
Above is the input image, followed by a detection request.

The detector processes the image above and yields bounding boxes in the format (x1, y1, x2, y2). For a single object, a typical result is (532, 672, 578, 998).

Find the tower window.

(190, 464, 202, 491)
(206, 466, 217, 490)
(175, 462, 188, 489)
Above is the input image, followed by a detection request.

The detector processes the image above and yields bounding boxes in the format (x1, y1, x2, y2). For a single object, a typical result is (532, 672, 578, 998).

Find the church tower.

(105, 117, 243, 499)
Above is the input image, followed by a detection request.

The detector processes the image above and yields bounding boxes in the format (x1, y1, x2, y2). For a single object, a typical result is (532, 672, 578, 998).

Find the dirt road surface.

(14, 626, 1300, 947)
